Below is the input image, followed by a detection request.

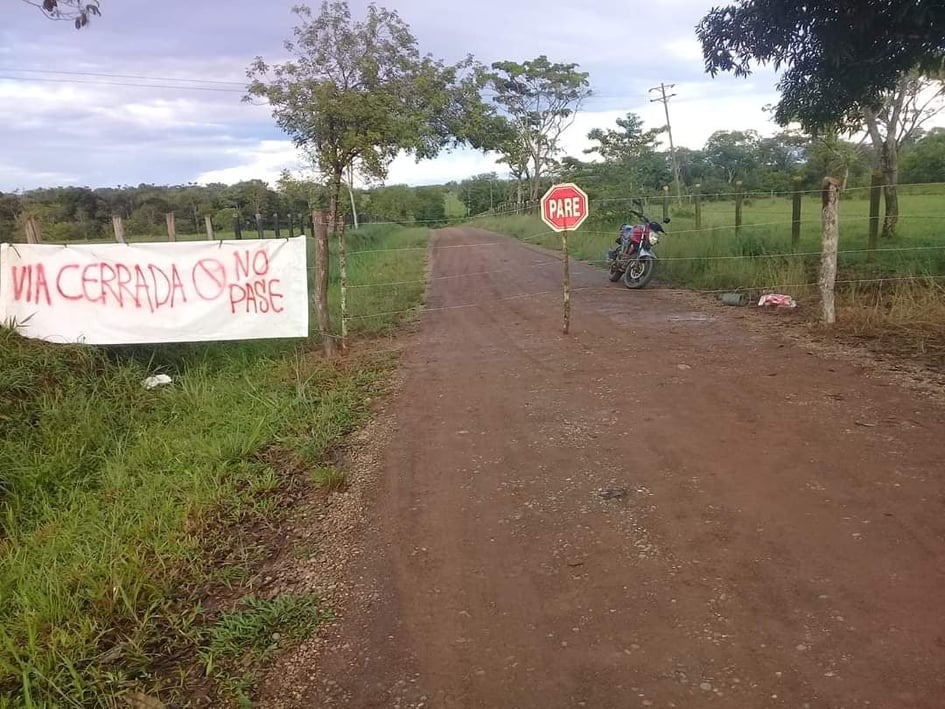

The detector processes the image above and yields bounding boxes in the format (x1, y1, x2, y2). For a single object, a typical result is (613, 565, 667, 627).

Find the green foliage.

(486, 55, 592, 201)
(0, 224, 428, 705)
(902, 129, 945, 183)
(246, 0, 497, 227)
(697, 0, 945, 130)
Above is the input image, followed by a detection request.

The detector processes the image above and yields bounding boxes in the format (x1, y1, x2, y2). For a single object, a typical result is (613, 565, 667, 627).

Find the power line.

(0, 74, 247, 94)
(0, 67, 247, 86)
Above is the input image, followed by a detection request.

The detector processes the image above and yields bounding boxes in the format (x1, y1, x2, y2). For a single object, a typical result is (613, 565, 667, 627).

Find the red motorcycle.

(605, 208, 669, 289)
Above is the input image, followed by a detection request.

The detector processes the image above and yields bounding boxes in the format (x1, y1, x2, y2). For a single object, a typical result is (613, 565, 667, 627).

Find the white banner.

(0, 237, 309, 344)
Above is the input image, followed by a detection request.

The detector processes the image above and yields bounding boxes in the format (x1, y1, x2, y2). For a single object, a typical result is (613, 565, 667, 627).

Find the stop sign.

(540, 183, 589, 232)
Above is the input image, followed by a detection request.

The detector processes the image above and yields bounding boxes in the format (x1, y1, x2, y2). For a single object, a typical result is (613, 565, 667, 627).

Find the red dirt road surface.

(294, 227, 945, 708)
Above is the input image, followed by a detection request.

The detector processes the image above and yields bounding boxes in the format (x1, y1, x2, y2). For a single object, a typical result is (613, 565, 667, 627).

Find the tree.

(247, 1, 495, 349)
(584, 113, 670, 194)
(860, 71, 945, 237)
(703, 130, 761, 184)
(486, 56, 592, 202)
(697, 0, 945, 131)
(901, 129, 945, 183)
(22, 0, 100, 28)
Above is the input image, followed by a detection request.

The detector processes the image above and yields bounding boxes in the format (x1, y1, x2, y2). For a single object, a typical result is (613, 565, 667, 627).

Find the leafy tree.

(859, 71, 945, 236)
(584, 112, 669, 194)
(22, 0, 100, 28)
(703, 130, 761, 184)
(901, 128, 945, 183)
(805, 133, 869, 190)
(486, 55, 592, 202)
(458, 173, 501, 216)
(247, 1, 496, 347)
(247, 2, 494, 230)
(697, 0, 945, 130)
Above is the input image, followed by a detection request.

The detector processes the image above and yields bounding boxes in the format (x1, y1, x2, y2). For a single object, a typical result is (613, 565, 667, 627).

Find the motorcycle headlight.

(649, 233, 660, 245)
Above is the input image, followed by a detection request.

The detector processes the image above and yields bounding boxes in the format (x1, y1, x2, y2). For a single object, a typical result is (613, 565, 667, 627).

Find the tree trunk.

(881, 144, 899, 238)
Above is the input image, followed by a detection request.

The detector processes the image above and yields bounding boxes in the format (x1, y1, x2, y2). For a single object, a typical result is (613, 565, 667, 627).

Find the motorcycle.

(605, 208, 669, 289)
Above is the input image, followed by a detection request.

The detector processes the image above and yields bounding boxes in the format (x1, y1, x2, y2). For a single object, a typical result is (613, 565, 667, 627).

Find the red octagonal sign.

(540, 182, 589, 233)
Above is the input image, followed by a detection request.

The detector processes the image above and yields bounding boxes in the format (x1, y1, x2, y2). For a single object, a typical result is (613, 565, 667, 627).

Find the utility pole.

(649, 82, 682, 204)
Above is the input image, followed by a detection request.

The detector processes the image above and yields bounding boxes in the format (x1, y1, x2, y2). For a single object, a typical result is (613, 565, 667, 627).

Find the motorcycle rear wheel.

(623, 256, 655, 289)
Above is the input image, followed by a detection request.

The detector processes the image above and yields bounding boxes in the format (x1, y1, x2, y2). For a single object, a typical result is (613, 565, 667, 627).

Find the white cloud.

(195, 140, 303, 185)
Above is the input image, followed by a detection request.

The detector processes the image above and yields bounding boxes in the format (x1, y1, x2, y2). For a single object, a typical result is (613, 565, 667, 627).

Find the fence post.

(694, 184, 702, 230)
(312, 210, 336, 357)
(274, 212, 281, 239)
(205, 215, 215, 241)
(288, 213, 295, 238)
(820, 177, 841, 325)
(734, 180, 743, 236)
(662, 185, 670, 222)
(24, 215, 42, 244)
(233, 216, 243, 240)
(112, 215, 126, 244)
(694, 182, 702, 231)
(868, 171, 882, 258)
(255, 212, 264, 239)
(338, 219, 348, 353)
(791, 177, 802, 248)
(166, 212, 177, 242)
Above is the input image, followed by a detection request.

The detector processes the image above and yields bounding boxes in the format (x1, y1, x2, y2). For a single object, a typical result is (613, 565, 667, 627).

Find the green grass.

(202, 594, 330, 704)
(473, 188, 945, 294)
(0, 225, 430, 706)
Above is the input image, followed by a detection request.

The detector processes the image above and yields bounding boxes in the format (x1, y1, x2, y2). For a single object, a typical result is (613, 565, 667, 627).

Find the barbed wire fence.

(9, 180, 945, 353)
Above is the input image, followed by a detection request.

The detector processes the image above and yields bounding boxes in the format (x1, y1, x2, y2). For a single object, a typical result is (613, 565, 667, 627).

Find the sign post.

(540, 183, 589, 334)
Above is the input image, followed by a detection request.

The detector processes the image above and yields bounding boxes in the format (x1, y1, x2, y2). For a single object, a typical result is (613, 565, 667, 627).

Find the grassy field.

(0, 226, 429, 706)
(472, 187, 945, 366)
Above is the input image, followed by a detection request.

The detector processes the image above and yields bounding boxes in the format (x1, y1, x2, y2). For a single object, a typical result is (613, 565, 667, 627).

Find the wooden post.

(24, 216, 42, 244)
(662, 185, 670, 222)
(561, 227, 571, 335)
(734, 180, 744, 237)
(112, 215, 126, 244)
(313, 210, 335, 356)
(820, 177, 841, 325)
(255, 212, 264, 240)
(204, 215, 215, 240)
(165, 212, 177, 242)
(274, 212, 281, 239)
(694, 184, 702, 230)
(791, 177, 803, 248)
(233, 216, 242, 240)
(289, 213, 296, 238)
(338, 219, 348, 353)
(868, 171, 882, 258)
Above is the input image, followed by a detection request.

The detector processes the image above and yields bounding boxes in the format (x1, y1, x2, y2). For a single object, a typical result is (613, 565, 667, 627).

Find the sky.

(2, 0, 794, 191)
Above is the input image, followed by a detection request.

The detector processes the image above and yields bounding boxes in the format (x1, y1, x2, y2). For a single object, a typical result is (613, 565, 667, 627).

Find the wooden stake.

(662, 185, 670, 222)
(820, 177, 841, 325)
(694, 184, 702, 230)
(868, 171, 882, 258)
(791, 177, 802, 248)
(233, 216, 242, 240)
(255, 212, 264, 239)
(165, 212, 177, 242)
(562, 227, 571, 335)
(24, 215, 42, 244)
(734, 180, 744, 237)
(205, 215, 215, 240)
(313, 210, 336, 356)
(112, 215, 126, 244)
(338, 219, 348, 353)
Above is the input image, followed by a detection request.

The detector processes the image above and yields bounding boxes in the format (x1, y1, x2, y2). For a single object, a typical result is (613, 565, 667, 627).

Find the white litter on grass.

(142, 374, 173, 390)
(758, 293, 797, 309)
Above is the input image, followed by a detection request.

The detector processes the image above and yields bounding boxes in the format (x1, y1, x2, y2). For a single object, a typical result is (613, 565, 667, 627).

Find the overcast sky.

(3, 0, 796, 191)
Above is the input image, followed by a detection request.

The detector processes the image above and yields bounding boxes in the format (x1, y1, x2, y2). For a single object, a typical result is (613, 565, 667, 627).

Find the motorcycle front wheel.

(623, 256, 655, 289)
(608, 262, 623, 282)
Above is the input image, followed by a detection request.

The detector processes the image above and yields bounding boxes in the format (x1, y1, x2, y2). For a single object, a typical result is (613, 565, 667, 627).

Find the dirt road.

(283, 227, 945, 708)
